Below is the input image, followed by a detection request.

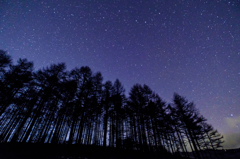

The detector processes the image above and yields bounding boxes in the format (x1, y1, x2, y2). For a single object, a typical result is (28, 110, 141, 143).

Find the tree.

(0, 50, 11, 73)
(0, 51, 225, 158)
(102, 81, 113, 147)
(21, 63, 66, 143)
(51, 76, 77, 144)
(111, 79, 126, 148)
(128, 84, 153, 151)
(201, 122, 224, 158)
(0, 58, 33, 117)
(173, 93, 203, 159)
(90, 72, 103, 146)
(68, 66, 93, 144)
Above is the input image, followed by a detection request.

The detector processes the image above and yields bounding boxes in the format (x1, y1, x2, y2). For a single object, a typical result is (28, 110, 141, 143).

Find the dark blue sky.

(1, 0, 240, 148)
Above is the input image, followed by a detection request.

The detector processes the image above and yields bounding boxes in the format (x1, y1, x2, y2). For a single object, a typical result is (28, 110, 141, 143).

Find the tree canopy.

(0, 50, 224, 159)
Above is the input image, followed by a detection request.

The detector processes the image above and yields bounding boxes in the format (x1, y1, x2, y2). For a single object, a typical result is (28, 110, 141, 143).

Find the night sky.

(1, 0, 240, 148)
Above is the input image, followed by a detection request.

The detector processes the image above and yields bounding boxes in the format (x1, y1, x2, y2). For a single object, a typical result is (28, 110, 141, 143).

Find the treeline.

(0, 50, 223, 158)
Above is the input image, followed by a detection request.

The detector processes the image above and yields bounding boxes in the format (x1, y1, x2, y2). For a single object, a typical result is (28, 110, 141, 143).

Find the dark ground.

(0, 143, 184, 159)
(1, 143, 239, 159)
(181, 148, 240, 159)
(220, 148, 240, 159)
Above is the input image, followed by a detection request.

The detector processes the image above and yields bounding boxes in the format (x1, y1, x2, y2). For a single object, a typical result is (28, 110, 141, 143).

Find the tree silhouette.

(173, 93, 201, 158)
(111, 79, 126, 148)
(127, 84, 154, 151)
(90, 72, 103, 146)
(102, 80, 113, 147)
(0, 58, 33, 116)
(20, 63, 66, 143)
(0, 51, 225, 159)
(68, 66, 93, 144)
(0, 50, 11, 73)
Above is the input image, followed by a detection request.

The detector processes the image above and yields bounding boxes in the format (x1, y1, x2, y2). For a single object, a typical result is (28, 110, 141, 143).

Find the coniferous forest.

(0, 50, 224, 159)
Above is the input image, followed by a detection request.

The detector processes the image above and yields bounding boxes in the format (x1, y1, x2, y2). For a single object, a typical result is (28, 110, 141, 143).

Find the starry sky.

(1, 0, 240, 148)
